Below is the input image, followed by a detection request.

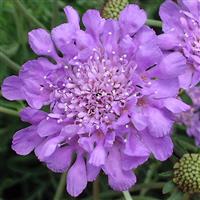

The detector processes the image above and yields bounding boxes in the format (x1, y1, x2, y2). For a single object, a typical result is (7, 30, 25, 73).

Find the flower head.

(1, 4, 189, 197)
(159, 0, 200, 89)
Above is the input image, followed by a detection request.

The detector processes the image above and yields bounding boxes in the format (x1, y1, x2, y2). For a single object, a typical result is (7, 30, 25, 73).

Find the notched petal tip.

(28, 28, 55, 56)
(2, 75, 24, 100)
(12, 126, 41, 156)
(89, 145, 106, 167)
(119, 4, 147, 35)
(67, 156, 87, 197)
(109, 171, 136, 191)
(64, 6, 80, 29)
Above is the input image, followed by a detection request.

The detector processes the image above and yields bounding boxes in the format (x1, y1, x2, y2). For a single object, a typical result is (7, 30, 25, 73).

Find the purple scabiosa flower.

(1, 4, 189, 197)
(180, 87, 200, 145)
(159, 0, 200, 89)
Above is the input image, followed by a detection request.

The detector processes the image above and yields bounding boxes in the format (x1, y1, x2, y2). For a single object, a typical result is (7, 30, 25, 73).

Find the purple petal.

(51, 23, 76, 55)
(104, 147, 136, 191)
(19, 58, 52, 109)
(28, 29, 56, 57)
(131, 107, 147, 131)
(133, 26, 156, 45)
(190, 71, 200, 88)
(2, 76, 24, 100)
(179, 68, 193, 89)
(89, 144, 107, 166)
(115, 112, 130, 126)
(124, 132, 150, 157)
(163, 98, 190, 113)
(37, 57, 60, 70)
(24, 91, 47, 109)
(104, 131, 116, 147)
(64, 6, 80, 29)
(146, 107, 173, 137)
(156, 52, 186, 79)
(87, 163, 101, 181)
(119, 4, 147, 36)
(135, 27, 162, 69)
(82, 10, 104, 40)
(182, 0, 199, 17)
(37, 118, 62, 137)
(141, 132, 173, 161)
(101, 19, 120, 54)
(78, 137, 94, 152)
(45, 147, 72, 173)
(35, 136, 62, 161)
(159, 0, 182, 32)
(67, 156, 87, 197)
(158, 33, 179, 50)
(60, 124, 79, 139)
(12, 126, 42, 155)
(119, 34, 137, 57)
(20, 107, 46, 124)
(122, 155, 149, 170)
(76, 30, 95, 49)
(150, 79, 179, 98)
(108, 170, 136, 191)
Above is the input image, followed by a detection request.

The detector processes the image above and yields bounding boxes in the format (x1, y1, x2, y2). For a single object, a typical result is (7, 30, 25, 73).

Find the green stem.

(93, 177, 100, 200)
(132, 182, 165, 191)
(13, 2, 28, 59)
(0, 51, 20, 71)
(123, 191, 133, 200)
(140, 163, 159, 195)
(146, 19, 162, 28)
(177, 139, 198, 152)
(53, 173, 66, 200)
(51, 0, 59, 28)
(13, 0, 46, 29)
(0, 106, 19, 117)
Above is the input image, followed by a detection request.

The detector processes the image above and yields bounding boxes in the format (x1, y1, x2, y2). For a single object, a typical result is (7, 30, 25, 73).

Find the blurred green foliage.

(0, 0, 200, 200)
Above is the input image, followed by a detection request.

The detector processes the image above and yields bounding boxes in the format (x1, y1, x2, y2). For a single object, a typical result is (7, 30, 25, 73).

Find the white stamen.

(147, 81, 152, 85)
(123, 54, 127, 58)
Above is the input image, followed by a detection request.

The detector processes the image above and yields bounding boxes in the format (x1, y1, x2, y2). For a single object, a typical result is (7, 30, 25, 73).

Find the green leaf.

(159, 171, 173, 178)
(162, 181, 175, 194)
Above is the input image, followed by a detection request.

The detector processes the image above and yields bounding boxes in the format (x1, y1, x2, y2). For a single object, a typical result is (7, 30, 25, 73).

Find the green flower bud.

(173, 154, 200, 193)
(102, 0, 129, 19)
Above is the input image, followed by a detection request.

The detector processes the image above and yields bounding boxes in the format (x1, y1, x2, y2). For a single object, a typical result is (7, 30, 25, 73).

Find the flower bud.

(173, 154, 200, 193)
(102, 0, 129, 19)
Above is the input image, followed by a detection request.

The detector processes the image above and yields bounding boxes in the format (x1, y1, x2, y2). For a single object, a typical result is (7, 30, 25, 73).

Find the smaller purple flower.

(159, 0, 200, 89)
(180, 86, 200, 145)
